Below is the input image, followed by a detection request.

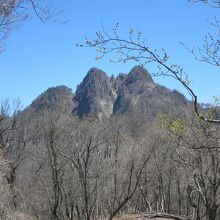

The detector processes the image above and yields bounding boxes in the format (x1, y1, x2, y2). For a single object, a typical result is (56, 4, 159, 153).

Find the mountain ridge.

(26, 66, 190, 119)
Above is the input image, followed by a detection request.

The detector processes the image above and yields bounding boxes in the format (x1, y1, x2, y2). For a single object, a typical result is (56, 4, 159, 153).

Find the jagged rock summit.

(125, 65, 154, 84)
(73, 68, 117, 118)
(113, 66, 188, 118)
(27, 66, 189, 120)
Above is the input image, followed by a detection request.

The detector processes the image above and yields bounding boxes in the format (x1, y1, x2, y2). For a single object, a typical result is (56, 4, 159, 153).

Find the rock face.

(73, 68, 117, 118)
(113, 66, 156, 116)
(27, 66, 189, 119)
(113, 66, 188, 118)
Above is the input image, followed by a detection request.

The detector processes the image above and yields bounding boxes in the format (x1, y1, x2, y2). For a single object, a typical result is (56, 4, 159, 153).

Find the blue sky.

(0, 0, 219, 107)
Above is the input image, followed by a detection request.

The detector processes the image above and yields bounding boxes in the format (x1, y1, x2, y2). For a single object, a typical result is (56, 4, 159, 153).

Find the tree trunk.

(207, 206, 217, 220)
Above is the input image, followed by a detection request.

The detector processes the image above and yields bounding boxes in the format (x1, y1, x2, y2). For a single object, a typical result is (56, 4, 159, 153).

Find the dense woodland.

(0, 79, 220, 220)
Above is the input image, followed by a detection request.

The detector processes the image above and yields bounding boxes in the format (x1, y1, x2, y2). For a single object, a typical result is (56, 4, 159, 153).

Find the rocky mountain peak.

(126, 65, 154, 84)
(73, 68, 117, 119)
(26, 66, 189, 120)
(84, 67, 109, 83)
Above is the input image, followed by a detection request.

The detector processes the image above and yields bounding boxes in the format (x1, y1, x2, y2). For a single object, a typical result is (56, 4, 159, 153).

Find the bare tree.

(0, 99, 35, 219)
(189, 0, 220, 8)
(160, 113, 220, 220)
(107, 151, 152, 220)
(63, 117, 111, 220)
(30, 110, 71, 220)
(0, 0, 59, 51)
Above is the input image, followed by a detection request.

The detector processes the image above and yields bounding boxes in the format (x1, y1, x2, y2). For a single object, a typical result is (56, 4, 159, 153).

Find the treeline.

(0, 102, 220, 220)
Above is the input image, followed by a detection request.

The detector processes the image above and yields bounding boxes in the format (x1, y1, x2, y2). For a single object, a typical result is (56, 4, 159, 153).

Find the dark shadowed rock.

(73, 68, 117, 118)
(111, 73, 128, 91)
(113, 66, 189, 119)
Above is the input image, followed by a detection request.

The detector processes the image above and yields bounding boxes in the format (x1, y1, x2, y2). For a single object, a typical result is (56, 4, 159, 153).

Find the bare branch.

(79, 26, 220, 123)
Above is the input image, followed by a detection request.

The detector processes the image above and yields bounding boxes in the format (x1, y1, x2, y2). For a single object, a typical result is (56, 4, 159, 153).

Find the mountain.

(26, 66, 190, 119)
(113, 66, 188, 118)
(73, 68, 117, 118)
(27, 85, 74, 113)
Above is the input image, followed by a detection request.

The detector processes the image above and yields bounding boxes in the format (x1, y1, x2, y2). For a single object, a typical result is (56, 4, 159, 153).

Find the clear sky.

(0, 0, 219, 108)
